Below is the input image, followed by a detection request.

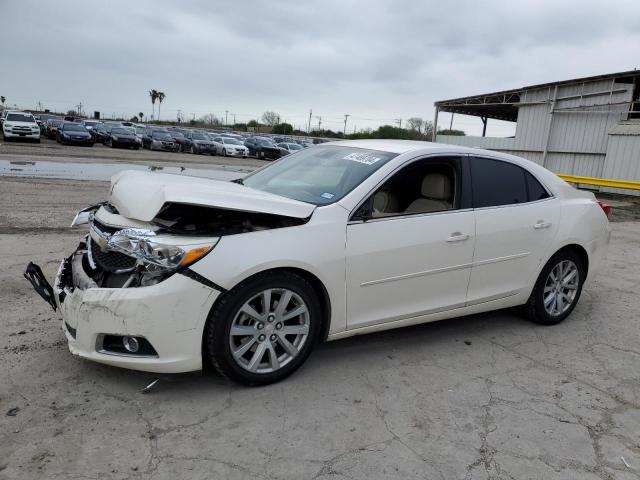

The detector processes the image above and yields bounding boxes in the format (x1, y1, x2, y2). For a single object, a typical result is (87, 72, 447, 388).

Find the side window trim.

(348, 154, 468, 222)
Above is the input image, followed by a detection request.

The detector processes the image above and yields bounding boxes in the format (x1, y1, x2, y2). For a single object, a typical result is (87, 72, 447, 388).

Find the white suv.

(2, 111, 41, 142)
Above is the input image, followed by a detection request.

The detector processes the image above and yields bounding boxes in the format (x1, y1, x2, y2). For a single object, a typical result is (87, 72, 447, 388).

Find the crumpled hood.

(108, 170, 316, 222)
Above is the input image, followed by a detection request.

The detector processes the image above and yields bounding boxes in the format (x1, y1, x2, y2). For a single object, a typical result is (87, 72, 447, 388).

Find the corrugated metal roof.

(435, 69, 640, 106)
(609, 122, 640, 136)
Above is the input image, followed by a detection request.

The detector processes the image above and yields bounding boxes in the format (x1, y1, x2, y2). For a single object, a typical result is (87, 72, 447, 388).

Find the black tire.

(525, 249, 586, 325)
(205, 271, 322, 386)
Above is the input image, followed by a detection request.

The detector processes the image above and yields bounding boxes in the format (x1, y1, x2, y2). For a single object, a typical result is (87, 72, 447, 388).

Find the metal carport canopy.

(434, 69, 640, 122)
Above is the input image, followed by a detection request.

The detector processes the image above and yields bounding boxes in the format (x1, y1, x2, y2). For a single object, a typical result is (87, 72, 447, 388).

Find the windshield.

(63, 123, 87, 132)
(289, 144, 303, 150)
(170, 131, 184, 138)
(7, 113, 35, 123)
(83, 121, 99, 127)
(223, 138, 242, 145)
(136, 128, 147, 135)
(191, 133, 207, 140)
(257, 138, 275, 146)
(153, 132, 172, 140)
(111, 128, 131, 135)
(243, 145, 397, 205)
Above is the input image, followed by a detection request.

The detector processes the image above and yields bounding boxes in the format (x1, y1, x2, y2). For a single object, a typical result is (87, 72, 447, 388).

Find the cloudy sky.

(2, 0, 640, 135)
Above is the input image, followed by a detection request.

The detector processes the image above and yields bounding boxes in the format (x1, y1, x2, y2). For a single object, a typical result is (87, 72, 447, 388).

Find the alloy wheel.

(229, 288, 310, 374)
(543, 260, 579, 316)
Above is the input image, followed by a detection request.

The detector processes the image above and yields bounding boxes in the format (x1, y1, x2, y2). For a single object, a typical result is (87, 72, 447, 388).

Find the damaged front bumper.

(31, 241, 221, 373)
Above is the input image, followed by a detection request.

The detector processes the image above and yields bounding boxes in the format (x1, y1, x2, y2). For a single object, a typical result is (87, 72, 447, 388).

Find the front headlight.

(112, 135, 119, 141)
(107, 228, 216, 270)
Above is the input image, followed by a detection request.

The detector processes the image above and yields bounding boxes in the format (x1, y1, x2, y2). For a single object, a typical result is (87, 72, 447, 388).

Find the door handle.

(447, 232, 469, 242)
(533, 220, 552, 230)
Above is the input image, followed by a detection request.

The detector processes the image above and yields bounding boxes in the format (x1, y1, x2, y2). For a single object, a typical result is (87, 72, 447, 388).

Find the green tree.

(138, 112, 144, 122)
(437, 129, 465, 136)
(157, 92, 166, 120)
(247, 120, 259, 127)
(149, 90, 158, 119)
(272, 122, 293, 135)
(0, 96, 5, 106)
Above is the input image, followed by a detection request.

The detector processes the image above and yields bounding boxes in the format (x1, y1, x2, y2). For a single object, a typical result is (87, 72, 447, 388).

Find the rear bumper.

(54, 250, 221, 373)
(585, 226, 611, 284)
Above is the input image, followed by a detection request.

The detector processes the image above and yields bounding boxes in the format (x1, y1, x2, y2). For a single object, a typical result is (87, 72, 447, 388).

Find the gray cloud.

(2, 0, 639, 134)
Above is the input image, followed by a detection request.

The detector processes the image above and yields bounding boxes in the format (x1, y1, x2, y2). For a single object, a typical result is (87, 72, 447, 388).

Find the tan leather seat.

(373, 191, 399, 214)
(405, 173, 452, 213)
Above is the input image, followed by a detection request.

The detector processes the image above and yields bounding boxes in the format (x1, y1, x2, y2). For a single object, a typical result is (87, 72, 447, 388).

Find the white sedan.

(25, 140, 611, 385)
(212, 137, 249, 157)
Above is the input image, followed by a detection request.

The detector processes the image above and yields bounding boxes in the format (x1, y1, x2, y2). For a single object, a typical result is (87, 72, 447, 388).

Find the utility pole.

(225, 110, 229, 126)
(315, 116, 322, 132)
(233, 113, 236, 124)
(307, 109, 312, 134)
(343, 114, 350, 135)
(449, 113, 454, 130)
(394, 118, 402, 128)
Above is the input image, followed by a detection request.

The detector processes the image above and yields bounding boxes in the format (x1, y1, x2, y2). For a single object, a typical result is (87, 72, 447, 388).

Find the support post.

(433, 106, 439, 142)
(541, 85, 558, 168)
(481, 117, 487, 137)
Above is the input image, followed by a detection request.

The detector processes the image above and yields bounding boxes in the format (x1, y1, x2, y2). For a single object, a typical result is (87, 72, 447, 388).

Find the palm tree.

(149, 90, 158, 120)
(138, 112, 144, 122)
(157, 92, 166, 121)
(0, 96, 5, 106)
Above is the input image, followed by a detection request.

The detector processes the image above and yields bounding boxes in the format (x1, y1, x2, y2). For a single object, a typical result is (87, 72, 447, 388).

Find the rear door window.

(470, 157, 528, 208)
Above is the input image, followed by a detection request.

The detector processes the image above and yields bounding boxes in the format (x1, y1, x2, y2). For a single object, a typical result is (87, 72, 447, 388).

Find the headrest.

(373, 191, 391, 211)
(421, 173, 451, 200)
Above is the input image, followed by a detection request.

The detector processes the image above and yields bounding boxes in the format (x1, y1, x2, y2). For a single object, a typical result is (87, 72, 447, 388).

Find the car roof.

(325, 139, 568, 197)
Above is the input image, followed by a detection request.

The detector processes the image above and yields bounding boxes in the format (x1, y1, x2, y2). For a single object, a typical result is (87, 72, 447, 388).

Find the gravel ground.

(1, 169, 640, 479)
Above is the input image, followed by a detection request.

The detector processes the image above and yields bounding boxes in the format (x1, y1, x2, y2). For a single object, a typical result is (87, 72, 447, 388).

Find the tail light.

(598, 201, 612, 221)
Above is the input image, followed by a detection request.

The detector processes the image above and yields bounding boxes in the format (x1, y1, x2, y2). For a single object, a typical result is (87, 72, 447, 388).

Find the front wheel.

(525, 250, 586, 325)
(205, 271, 321, 386)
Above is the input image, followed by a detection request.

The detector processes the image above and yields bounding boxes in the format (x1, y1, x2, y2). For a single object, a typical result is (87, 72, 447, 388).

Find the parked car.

(79, 119, 102, 132)
(1, 111, 41, 142)
(105, 126, 140, 149)
(245, 137, 283, 160)
(24, 140, 611, 386)
(92, 123, 111, 144)
(135, 126, 152, 148)
(36, 114, 61, 134)
(56, 122, 94, 146)
(167, 130, 188, 152)
(212, 137, 249, 157)
(44, 119, 64, 139)
(184, 131, 217, 155)
(149, 130, 178, 152)
(277, 142, 304, 154)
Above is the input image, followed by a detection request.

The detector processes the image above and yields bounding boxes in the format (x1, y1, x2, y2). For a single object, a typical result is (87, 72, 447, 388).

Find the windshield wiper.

(231, 177, 244, 185)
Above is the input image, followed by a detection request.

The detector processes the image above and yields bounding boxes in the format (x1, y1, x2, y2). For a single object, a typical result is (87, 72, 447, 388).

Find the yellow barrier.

(557, 174, 640, 191)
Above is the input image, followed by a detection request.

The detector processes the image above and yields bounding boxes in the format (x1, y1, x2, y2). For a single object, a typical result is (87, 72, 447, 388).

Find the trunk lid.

(108, 170, 316, 222)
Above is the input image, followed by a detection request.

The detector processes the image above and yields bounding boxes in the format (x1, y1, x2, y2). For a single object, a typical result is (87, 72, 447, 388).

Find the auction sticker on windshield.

(343, 152, 381, 165)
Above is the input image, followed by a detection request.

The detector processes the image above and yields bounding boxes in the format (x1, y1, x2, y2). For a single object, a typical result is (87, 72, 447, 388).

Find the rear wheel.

(525, 250, 585, 325)
(206, 271, 321, 386)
